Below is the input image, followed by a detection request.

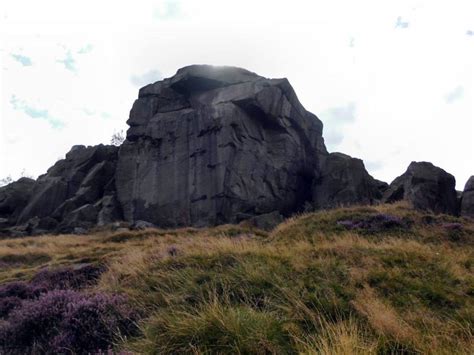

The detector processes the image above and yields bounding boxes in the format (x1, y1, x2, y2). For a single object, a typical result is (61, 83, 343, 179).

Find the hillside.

(0, 202, 472, 354)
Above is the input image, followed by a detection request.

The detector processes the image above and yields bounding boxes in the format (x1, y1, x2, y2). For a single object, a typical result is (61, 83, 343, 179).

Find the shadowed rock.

(313, 153, 387, 209)
(0, 178, 36, 226)
(16, 145, 122, 233)
(383, 162, 458, 215)
(116, 65, 327, 227)
(460, 176, 474, 217)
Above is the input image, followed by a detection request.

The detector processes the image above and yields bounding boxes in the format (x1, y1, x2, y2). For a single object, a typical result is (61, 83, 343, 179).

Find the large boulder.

(460, 176, 474, 217)
(313, 153, 388, 209)
(0, 178, 36, 226)
(382, 162, 458, 215)
(17, 144, 122, 232)
(116, 65, 328, 227)
(7, 65, 468, 234)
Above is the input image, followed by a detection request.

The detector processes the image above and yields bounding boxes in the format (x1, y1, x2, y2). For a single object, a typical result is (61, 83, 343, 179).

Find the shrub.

(0, 296, 22, 317)
(31, 264, 104, 290)
(52, 292, 138, 353)
(442, 222, 463, 231)
(0, 281, 37, 299)
(0, 265, 104, 319)
(0, 290, 138, 354)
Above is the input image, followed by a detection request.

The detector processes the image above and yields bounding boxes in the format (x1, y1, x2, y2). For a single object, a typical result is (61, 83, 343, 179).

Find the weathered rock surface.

(116, 65, 327, 227)
(460, 176, 474, 217)
(313, 153, 388, 209)
(15, 144, 122, 233)
(0, 178, 36, 226)
(1, 65, 468, 235)
(382, 162, 458, 215)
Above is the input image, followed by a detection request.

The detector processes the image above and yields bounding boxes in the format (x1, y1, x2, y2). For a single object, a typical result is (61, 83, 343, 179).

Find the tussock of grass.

(130, 299, 291, 354)
(0, 203, 473, 354)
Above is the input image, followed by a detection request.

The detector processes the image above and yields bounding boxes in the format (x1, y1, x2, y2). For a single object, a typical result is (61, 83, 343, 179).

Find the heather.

(0, 202, 472, 354)
(0, 290, 138, 354)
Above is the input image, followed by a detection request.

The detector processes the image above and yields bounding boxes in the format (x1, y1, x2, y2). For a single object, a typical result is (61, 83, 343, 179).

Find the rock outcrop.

(312, 153, 388, 209)
(460, 176, 474, 217)
(382, 162, 458, 215)
(0, 178, 36, 227)
(0, 65, 468, 235)
(13, 145, 121, 234)
(116, 65, 327, 227)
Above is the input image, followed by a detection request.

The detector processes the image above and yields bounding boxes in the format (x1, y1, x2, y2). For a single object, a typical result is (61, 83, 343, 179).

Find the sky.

(0, 0, 473, 189)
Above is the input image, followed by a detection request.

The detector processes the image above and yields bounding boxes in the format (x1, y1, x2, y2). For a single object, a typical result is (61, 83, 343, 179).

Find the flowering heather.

(441, 222, 463, 231)
(0, 264, 137, 353)
(0, 281, 38, 299)
(0, 290, 138, 354)
(0, 264, 104, 319)
(337, 213, 407, 233)
(31, 263, 104, 290)
(0, 296, 22, 317)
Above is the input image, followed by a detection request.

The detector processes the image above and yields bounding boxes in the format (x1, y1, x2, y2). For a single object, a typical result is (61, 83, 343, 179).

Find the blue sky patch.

(57, 51, 77, 73)
(445, 86, 464, 103)
(10, 95, 64, 129)
(78, 44, 93, 54)
(11, 53, 32, 66)
(130, 69, 163, 87)
(154, 0, 181, 20)
(395, 16, 409, 29)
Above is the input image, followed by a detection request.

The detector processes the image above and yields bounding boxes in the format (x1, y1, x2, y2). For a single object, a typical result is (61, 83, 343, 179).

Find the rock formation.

(1, 145, 121, 235)
(116, 65, 328, 227)
(313, 153, 388, 209)
(0, 177, 36, 227)
(382, 161, 458, 215)
(460, 176, 474, 217)
(0, 65, 469, 235)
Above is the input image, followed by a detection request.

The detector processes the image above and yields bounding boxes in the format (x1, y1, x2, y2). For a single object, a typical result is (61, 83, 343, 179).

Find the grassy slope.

(0, 202, 472, 354)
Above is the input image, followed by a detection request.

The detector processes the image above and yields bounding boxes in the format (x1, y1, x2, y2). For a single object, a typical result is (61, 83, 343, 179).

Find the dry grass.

(351, 287, 417, 345)
(0, 203, 473, 354)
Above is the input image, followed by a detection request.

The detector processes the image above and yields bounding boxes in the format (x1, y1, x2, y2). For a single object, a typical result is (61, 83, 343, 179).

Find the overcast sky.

(1, 0, 473, 188)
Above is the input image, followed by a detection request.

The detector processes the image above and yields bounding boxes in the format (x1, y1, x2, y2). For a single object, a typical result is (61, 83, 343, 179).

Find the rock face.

(1, 65, 468, 235)
(382, 162, 458, 215)
(15, 144, 121, 233)
(460, 176, 474, 217)
(116, 65, 327, 227)
(313, 153, 388, 209)
(0, 178, 36, 226)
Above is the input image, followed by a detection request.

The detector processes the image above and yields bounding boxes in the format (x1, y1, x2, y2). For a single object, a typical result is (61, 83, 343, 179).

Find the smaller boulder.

(383, 162, 458, 215)
(313, 153, 387, 209)
(460, 176, 474, 217)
